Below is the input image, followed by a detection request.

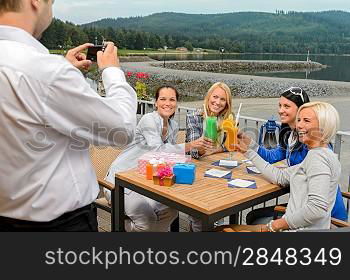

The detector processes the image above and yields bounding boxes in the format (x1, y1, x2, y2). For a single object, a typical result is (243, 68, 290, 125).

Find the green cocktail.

(204, 116, 218, 142)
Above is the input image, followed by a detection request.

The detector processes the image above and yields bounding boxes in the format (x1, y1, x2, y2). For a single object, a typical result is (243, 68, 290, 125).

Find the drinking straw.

(235, 103, 242, 127)
(203, 104, 208, 118)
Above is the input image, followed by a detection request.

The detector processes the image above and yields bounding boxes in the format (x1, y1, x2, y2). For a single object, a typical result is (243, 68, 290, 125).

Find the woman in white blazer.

(105, 85, 212, 232)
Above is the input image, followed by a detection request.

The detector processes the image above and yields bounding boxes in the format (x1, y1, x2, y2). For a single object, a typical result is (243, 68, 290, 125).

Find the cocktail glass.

(222, 115, 238, 160)
(204, 116, 218, 146)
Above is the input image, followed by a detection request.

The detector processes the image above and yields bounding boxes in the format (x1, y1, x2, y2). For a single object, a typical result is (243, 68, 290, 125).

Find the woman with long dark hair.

(104, 85, 207, 231)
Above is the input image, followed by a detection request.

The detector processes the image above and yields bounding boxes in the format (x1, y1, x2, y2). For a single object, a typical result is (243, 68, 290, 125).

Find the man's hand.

(65, 43, 93, 70)
(97, 42, 120, 70)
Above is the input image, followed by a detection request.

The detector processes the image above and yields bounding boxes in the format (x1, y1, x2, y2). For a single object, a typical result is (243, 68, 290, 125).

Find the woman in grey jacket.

(221, 101, 341, 232)
(104, 85, 209, 232)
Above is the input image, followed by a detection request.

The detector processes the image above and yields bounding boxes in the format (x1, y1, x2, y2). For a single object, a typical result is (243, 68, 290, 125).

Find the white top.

(246, 147, 341, 230)
(0, 25, 137, 221)
(105, 111, 185, 191)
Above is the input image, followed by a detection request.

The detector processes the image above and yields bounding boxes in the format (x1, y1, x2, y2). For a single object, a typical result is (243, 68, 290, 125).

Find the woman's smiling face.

(155, 87, 177, 119)
(278, 96, 299, 128)
(207, 87, 227, 116)
(296, 107, 323, 148)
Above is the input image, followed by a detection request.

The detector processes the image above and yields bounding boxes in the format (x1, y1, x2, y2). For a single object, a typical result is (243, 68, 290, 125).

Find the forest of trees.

(40, 11, 350, 54)
(40, 19, 181, 51)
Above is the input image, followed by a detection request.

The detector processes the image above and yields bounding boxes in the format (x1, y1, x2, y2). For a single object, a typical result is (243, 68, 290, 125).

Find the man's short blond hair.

(297, 101, 340, 144)
(0, 0, 49, 14)
(0, 0, 22, 13)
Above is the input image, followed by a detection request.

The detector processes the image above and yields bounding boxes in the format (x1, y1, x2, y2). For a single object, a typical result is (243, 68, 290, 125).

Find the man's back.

(0, 25, 137, 222)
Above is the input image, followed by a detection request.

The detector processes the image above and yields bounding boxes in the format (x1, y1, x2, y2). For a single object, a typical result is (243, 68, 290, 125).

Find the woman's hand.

(185, 137, 216, 154)
(190, 137, 213, 150)
(236, 131, 252, 153)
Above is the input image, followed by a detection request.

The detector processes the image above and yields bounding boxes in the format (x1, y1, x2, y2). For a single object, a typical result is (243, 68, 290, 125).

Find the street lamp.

(163, 46, 168, 67)
(219, 47, 225, 63)
(58, 45, 62, 55)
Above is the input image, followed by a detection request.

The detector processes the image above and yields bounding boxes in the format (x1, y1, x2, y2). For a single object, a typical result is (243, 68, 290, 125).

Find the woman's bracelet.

(266, 220, 280, 232)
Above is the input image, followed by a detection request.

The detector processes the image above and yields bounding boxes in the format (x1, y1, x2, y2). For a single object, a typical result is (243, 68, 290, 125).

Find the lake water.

(149, 53, 350, 82)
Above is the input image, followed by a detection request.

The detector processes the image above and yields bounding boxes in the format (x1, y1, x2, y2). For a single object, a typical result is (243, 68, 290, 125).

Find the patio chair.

(89, 145, 122, 231)
(176, 129, 186, 143)
(216, 190, 350, 232)
(273, 181, 350, 227)
(272, 195, 350, 229)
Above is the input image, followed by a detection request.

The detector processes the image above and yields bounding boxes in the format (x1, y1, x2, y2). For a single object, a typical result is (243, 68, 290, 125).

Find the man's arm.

(43, 43, 137, 147)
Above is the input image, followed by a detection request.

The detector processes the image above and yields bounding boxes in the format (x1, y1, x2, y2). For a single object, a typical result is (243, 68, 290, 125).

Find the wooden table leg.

(113, 185, 125, 232)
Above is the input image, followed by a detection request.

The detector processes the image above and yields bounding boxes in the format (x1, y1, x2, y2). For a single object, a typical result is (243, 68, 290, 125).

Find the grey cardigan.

(245, 147, 341, 230)
(105, 111, 185, 185)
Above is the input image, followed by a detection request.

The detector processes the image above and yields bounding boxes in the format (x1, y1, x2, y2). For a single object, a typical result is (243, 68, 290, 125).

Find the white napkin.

(219, 160, 238, 167)
(246, 166, 261, 174)
(205, 169, 231, 178)
(228, 179, 255, 188)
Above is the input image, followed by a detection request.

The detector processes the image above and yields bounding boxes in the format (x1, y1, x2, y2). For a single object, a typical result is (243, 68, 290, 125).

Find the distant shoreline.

(155, 60, 325, 75)
(121, 60, 350, 100)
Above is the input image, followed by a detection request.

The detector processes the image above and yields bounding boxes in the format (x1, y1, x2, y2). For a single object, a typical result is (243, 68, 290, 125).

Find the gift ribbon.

(157, 166, 173, 180)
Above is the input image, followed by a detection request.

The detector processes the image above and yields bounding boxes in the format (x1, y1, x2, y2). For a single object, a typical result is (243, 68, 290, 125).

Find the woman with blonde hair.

(221, 101, 341, 232)
(242, 87, 346, 223)
(186, 82, 234, 160)
(186, 82, 234, 231)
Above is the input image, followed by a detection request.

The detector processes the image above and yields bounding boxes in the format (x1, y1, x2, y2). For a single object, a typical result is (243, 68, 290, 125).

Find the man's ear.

(30, 0, 41, 10)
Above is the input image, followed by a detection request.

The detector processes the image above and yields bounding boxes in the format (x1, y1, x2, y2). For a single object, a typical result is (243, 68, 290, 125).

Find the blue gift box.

(173, 163, 196, 184)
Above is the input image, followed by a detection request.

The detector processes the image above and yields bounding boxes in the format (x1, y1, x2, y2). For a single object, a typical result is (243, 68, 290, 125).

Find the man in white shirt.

(0, 0, 137, 231)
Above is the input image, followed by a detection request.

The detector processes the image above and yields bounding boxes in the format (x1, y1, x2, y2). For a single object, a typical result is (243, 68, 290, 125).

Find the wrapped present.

(138, 152, 191, 175)
(153, 165, 175, 186)
(153, 175, 175, 186)
(173, 163, 196, 184)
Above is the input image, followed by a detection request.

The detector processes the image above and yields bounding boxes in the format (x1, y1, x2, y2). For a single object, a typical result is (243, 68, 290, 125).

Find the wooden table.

(114, 152, 289, 231)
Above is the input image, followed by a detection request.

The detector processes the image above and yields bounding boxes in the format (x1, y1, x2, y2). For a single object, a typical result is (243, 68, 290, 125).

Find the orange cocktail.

(222, 114, 238, 156)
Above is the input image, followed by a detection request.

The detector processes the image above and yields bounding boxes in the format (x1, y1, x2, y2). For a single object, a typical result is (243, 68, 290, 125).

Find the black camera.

(86, 45, 106, 62)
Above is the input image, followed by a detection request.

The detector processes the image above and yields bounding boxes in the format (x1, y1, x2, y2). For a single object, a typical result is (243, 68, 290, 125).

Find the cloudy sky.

(53, 0, 350, 24)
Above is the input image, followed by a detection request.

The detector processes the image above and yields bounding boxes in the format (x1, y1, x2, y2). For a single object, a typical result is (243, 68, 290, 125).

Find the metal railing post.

(334, 134, 342, 160)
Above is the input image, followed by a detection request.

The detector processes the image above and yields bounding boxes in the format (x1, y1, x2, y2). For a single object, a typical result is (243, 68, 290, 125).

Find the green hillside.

(41, 11, 350, 54)
(84, 11, 350, 37)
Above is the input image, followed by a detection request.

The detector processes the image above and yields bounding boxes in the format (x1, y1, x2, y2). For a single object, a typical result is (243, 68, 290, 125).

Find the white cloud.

(53, 0, 350, 24)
